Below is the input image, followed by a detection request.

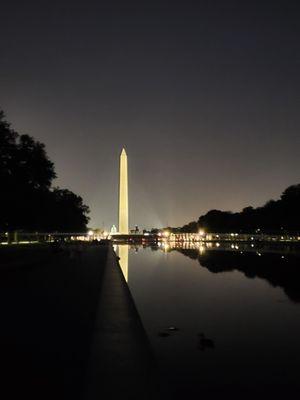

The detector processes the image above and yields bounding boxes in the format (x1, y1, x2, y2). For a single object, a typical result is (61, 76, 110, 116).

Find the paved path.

(85, 246, 156, 400)
(0, 244, 155, 400)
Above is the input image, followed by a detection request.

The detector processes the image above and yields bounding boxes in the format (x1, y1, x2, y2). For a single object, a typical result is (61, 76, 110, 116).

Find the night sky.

(1, 1, 299, 229)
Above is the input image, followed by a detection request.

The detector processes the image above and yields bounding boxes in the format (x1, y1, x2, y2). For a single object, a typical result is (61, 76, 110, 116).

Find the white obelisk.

(118, 148, 129, 234)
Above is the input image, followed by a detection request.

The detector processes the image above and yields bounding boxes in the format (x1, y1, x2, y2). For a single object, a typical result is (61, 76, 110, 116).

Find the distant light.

(199, 230, 205, 236)
(88, 230, 93, 236)
(216, 242, 220, 247)
(144, 232, 150, 236)
(163, 231, 170, 238)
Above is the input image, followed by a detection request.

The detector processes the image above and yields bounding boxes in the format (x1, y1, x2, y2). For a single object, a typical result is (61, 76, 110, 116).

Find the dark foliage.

(177, 248, 300, 302)
(0, 110, 89, 232)
(168, 184, 300, 234)
(46, 188, 90, 232)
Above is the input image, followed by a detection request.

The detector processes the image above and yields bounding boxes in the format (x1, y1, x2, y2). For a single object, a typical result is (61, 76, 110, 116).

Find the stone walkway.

(0, 244, 156, 400)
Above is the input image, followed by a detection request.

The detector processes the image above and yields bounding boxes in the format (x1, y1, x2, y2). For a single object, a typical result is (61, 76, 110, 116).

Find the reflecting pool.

(117, 242, 300, 398)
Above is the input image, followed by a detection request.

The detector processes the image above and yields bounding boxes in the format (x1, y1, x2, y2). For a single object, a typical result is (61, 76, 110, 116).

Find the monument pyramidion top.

(121, 147, 127, 156)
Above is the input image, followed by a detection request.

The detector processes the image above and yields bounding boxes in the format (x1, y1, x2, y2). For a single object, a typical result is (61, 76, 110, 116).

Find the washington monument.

(118, 148, 129, 234)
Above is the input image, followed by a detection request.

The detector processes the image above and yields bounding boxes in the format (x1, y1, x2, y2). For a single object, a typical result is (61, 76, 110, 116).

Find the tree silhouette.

(46, 188, 90, 232)
(169, 184, 300, 234)
(0, 110, 89, 232)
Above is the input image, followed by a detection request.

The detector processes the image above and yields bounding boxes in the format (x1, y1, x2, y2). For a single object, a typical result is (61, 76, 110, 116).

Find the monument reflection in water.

(118, 244, 129, 282)
(117, 242, 300, 398)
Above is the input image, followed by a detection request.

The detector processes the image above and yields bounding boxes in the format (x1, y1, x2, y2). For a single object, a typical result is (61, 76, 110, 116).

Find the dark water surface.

(118, 243, 300, 398)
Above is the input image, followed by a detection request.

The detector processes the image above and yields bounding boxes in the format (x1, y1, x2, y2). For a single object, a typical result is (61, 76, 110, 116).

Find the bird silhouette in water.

(158, 332, 170, 337)
(158, 326, 179, 337)
(198, 333, 215, 351)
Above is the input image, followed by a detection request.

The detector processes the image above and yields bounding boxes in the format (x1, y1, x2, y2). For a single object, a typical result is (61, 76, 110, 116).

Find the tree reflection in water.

(174, 245, 300, 302)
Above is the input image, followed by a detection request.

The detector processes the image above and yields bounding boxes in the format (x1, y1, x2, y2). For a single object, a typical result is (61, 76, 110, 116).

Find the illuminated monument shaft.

(118, 148, 128, 234)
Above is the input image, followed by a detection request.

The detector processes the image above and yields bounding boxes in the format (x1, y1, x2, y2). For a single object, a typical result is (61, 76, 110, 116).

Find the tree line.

(168, 184, 300, 234)
(0, 110, 89, 232)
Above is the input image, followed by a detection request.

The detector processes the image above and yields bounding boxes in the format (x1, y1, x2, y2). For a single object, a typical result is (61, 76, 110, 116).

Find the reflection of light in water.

(118, 245, 129, 282)
(161, 242, 170, 252)
(199, 245, 206, 255)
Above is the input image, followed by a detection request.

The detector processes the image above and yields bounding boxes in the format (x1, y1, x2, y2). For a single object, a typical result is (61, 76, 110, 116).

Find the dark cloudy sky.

(1, 0, 299, 229)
